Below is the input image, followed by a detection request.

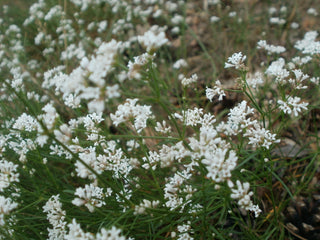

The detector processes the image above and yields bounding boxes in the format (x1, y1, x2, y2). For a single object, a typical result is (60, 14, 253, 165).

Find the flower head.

(224, 52, 246, 70)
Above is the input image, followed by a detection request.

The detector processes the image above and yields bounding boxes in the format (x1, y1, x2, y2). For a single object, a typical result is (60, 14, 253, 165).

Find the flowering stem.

(158, 100, 192, 151)
(241, 71, 266, 128)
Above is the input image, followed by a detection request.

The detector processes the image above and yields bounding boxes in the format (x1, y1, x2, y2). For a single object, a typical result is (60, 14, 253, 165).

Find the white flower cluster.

(0, 160, 19, 191)
(217, 100, 254, 135)
(278, 96, 309, 117)
(0, 196, 18, 226)
(217, 101, 279, 149)
(291, 56, 312, 66)
(206, 80, 226, 101)
(65, 219, 126, 240)
(176, 221, 194, 240)
(288, 69, 309, 89)
(181, 74, 198, 87)
(155, 120, 171, 134)
(39, 103, 59, 130)
(134, 199, 160, 215)
(269, 17, 286, 25)
(257, 40, 286, 55)
(12, 113, 39, 132)
(75, 146, 99, 179)
(246, 72, 264, 89)
(98, 141, 133, 179)
(65, 219, 93, 240)
(137, 25, 168, 52)
(224, 52, 246, 70)
(96, 226, 127, 240)
(202, 148, 237, 183)
(295, 31, 320, 55)
(307, 7, 318, 16)
(127, 52, 155, 80)
(79, 112, 104, 142)
(43, 195, 67, 240)
(173, 59, 188, 69)
(7, 134, 36, 162)
(158, 141, 190, 168)
(42, 40, 122, 113)
(230, 180, 261, 217)
(265, 58, 289, 84)
(164, 169, 194, 211)
(244, 123, 280, 149)
(210, 16, 220, 23)
(142, 151, 161, 170)
(72, 183, 108, 213)
(174, 107, 204, 126)
(110, 98, 153, 133)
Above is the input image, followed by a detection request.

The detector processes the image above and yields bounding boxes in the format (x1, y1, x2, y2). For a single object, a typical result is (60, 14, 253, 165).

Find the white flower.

(230, 180, 261, 217)
(307, 8, 318, 16)
(295, 31, 320, 55)
(75, 147, 99, 179)
(142, 151, 161, 170)
(0, 160, 19, 191)
(81, 112, 103, 131)
(173, 59, 188, 69)
(137, 25, 168, 52)
(72, 184, 106, 212)
(88, 99, 105, 113)
(177, 221, 193, 240)
(181, 74, 198, 87)
(158, 142, 189, 168)
(278, 96, 308, 117)
(43, 194, 67, 240)
(106, 84, 120, 99)
(97, 20, 108, 33)
(244, 123, 280, 149)
(96, 226, 126, 240)
(257, 40, 286, 54)
(210, 16, 220, 23)
(174, 107, 203, 126)
(246, 72, 264, 88)
(64, 93, 81, 108)
(155, 120, 171, 134)
(268, 7, 277, 15)
(171, 14, 184, 25)
(202, 148, 237, 183)
(0, 196, 18, 226)
(265, 58, 289, 84)
(206, 80, 225, 101)
(164, 169, 193, 211)
(269, 17, 286, 25)
(217, 101, 255, 135)
(288, 69, 309, 89)
(134, 199, 160, 215)
(13, 113, 39, 132)
(65, 219, 94, 240)
(40, 103, 59, 130)
(291, 56, 312, 66)
(127, 52, 155, 80)
(291, 22, 299, 29)
(224, 52, 246, 70)
(110, 98, 153, 133)
(54, 124, 72, 144)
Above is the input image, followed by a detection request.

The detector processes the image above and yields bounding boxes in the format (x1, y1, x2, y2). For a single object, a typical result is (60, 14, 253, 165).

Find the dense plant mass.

(0, 0, 320, 239)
